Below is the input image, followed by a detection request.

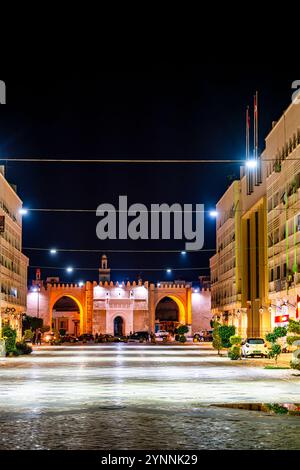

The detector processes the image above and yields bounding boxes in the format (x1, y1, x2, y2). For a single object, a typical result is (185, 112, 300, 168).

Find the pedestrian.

(32, 330, 36, 345)
(36, 329, 42, 346)
(150, 332, 156, 344)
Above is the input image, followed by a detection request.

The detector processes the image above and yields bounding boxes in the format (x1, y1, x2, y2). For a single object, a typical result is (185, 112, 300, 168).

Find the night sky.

(0, 66, 294, 285)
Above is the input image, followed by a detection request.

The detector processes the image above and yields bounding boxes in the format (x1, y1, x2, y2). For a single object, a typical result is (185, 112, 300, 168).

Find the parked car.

(241, 338, 269, 358)
(155, 330, 170, 342)
(205, 330, 213, 342)
(128, 331, 149, 343)
(61, 334, 79, 343)
(98, 334, 123, 343)
(78, 334, 94, 342)
(193, 333, 202, 342)
(42, 331, 60, 344)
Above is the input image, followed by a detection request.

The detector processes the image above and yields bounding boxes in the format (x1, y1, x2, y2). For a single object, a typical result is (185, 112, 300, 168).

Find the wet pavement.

(0, 344, 300, 449)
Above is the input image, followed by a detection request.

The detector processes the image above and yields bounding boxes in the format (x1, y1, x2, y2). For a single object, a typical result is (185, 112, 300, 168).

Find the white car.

(241, 338, 269, 358)
(154, 330, 170, 342)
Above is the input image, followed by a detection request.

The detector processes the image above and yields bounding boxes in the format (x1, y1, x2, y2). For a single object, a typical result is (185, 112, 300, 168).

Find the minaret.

(99, 254, 111, 283)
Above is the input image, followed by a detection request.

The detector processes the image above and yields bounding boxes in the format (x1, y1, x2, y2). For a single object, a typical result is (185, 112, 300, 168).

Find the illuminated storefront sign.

(275, 315, 289, 324)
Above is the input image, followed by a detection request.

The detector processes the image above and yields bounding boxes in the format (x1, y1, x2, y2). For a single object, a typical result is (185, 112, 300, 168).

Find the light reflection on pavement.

(0, 344, 300, 449)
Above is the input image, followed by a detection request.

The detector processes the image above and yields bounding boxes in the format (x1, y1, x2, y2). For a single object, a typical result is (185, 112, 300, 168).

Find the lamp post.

(37, 286, 40, 318)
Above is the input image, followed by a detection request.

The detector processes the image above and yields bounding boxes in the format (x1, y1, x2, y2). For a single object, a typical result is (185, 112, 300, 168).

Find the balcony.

(269, 279, 287, 293)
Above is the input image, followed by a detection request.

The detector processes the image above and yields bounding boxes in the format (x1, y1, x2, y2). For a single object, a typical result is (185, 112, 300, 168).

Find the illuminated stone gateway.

(26, 256, 211, 335)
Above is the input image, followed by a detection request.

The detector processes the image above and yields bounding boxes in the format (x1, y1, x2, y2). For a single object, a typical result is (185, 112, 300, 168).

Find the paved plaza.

(0, 344, 300, 449)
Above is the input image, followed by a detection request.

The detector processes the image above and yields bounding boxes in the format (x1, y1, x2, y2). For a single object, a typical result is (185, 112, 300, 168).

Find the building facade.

(0, 166, 29, 339)
(265, 102, 300, 329)
(210, 100, 300, 338)
(240, 167, 269, 337)
(27, 256, 211, 336)
(210, 180, 243, 332)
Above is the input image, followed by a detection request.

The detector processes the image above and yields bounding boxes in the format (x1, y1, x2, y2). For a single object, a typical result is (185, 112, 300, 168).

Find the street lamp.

(246, 159, 257, 169)
(50, 249, 57, 255)
(209, 210, 218, 218)
(66, 267, 73, 273)
(19, 208, 28, 215)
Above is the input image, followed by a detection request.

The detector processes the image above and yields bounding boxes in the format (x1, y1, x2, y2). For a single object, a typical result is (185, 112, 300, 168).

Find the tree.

(22, 315, 43, 334)
(266, 326, 287, 365)
(212, 322, 222, 356)
(269, 344, 282, 365)
(218, 325, 236, 348)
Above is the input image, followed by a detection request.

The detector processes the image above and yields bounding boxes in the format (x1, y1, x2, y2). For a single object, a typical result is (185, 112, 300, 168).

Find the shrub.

(175, 325, 189, 343)
(290, 339, 300, 370)
(229, 335, 242, 346)
(287, 335, 300, 346)
(218, 325, 236, 348)
(288, 319, 300, 335)
(291, 361, 300, 370)
(228, 345, 241, 360)
(228, 335, 242, 360)
(16, 341, 33, 355)
(2, 325, 17, 356)
(175, 325, 189, 335)
(267, 403, 289, 415)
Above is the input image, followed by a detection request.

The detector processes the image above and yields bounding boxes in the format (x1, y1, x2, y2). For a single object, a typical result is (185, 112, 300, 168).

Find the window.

(276, 266, 280, 280)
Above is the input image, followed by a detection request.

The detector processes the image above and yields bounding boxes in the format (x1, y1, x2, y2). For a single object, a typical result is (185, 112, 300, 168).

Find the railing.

(269, 280, 287, 293)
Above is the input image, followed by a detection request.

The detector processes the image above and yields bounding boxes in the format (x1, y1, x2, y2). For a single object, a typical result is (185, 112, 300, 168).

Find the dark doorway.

(114, 316, 124, 336)
(155, 297, 179, 334)
(52, 296, 80, 335)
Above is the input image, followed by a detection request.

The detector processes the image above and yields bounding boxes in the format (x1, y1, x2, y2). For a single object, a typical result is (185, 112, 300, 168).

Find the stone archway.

(49, 294, 84, 335)
(155, 295, 186, 324)
(154, 295, 187, 334)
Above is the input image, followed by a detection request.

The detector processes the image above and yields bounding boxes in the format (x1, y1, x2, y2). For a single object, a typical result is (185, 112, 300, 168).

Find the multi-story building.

(265, 101, 300, 328)
(0, 166, 29, 339)
(210, 180, 242, 331)
(240, 159, 269, 337)
(211, 99, 300, 338)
